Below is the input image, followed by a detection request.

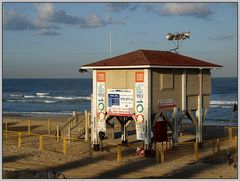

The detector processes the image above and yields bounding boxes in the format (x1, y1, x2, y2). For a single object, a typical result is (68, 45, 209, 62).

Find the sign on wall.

(135, 72, 145, 140)
(107, 89, 133, 116)
(159, 99, 176, 109)
(97, 72, 106, 132)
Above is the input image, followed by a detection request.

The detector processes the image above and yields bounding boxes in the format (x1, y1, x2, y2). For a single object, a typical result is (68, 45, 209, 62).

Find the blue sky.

(3, 2, 237, 78)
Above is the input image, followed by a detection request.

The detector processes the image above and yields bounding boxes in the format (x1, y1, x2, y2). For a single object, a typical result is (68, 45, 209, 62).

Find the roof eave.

(81, 65, 222, 70)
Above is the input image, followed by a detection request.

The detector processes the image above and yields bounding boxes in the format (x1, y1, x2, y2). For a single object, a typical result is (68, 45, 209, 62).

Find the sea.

(2, 78, 238, 125)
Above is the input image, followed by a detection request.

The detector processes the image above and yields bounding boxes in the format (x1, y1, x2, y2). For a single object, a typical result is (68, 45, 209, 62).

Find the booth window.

(161, 73, 174, 90)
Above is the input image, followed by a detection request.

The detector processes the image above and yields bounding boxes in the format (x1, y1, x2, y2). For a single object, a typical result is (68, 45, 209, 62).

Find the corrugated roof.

(82, 49, 222, 69)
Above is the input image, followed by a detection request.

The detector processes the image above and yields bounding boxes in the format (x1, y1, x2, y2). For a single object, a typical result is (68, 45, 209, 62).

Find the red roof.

(82, 49, 222, 69)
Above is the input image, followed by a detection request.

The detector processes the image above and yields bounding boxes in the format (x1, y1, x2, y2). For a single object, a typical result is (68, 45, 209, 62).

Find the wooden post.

(48, 119, 51, 135)
(57, 125, 59, 142)
(18, 132, 21, 147)
(5, 121, 8, 139)
(28, 120, 31, 136)
(63, 138, 67, 154)
(117, 144, 122, 162)
(217, 139, 220, 153)
(39, 135, 43, 150)
(85, 111, 89, 141)
(228, 127, 232, 148)
(160, 149, 165, 163)
(234, 136, 238, 153)
(112, 123, 115, 139)
(68, 125, 71, 143)
(194, 143, 199, 162)
(89, 141, 92, 157)
(155, 149, 160, 163)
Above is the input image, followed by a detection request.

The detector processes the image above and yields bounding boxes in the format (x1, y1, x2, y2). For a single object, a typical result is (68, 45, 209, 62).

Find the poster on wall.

(135, 72, 145, 140)
(107, 89, 133, 116)
(97, 72, 106, 132)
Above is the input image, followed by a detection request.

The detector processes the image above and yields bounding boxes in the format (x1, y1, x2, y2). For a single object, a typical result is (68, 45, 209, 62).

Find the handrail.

(59, 112, 82, 132)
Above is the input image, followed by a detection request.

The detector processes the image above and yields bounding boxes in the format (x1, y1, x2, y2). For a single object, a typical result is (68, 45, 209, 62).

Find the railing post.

(85, 111, 89, 141)
(234, 136, 238, 153)
(28, 120, 31, 136)
(39, 135, 43, 150)
(5, 121, 8, 139)
(63, 138, 67, 154)
(48, 119, 51, 135)
(57, 125, 59, 142)
(73, 111, 77, 125)
(18, 132, 21, 147)
(68, 125, 71, 143)
(217, 139, 220, 153)
(117, 144, 122, 162)
(89, 141, 92, 157)
(228, 127, 233, 148)
(194, 143, 199, 162)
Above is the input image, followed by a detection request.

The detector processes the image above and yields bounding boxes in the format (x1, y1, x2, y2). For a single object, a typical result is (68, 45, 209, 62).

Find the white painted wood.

(196, 69, 203, 143)
(144, 69, 151, 149)
(91, 70, 98, 144)
(182, 69, 187, 111)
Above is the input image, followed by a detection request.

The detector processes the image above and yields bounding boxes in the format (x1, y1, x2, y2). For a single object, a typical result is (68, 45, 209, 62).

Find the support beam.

(196, 69, 203, 143)
(173, 107, 179, 143)
(186, 110, 198, 128)
(144, 69, 151, 154)
(91, 70, 99, 150)
(162, 112, 173, 131)
(182, 69, 187, 111)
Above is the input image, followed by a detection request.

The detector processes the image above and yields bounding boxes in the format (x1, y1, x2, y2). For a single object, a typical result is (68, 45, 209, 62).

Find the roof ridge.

(139, 49, 150, 64)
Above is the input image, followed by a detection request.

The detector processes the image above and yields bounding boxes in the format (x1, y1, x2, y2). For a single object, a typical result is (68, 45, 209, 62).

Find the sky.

(2, 2, 238, 78)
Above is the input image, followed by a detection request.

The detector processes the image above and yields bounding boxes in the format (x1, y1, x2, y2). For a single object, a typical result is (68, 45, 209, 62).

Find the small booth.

(81, 49, 222, 154)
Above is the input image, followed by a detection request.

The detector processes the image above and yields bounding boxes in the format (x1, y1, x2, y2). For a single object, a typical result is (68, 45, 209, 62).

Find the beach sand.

(2, 115, 238, 179)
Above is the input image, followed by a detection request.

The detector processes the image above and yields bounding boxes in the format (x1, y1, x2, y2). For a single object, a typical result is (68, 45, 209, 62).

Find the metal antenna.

(166, 31, 191, 54)
(109, 30, 112, 57)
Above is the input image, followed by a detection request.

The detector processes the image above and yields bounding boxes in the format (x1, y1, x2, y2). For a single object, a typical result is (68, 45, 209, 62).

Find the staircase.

(58, 111, 91, 140)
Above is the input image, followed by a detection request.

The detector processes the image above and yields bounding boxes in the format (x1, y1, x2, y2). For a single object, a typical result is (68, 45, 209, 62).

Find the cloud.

(3, 3, 125, 35)
(106, 3, 141, 12)
(3, 10, 36, 30)
(159, 3, 213, 19)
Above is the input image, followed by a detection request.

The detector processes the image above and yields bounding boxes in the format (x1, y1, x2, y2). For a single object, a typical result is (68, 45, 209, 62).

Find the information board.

(107, 89, 133, 116)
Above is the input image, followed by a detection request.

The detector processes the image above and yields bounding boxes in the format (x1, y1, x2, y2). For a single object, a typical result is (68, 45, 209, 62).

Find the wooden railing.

(58, 111, 91, 141)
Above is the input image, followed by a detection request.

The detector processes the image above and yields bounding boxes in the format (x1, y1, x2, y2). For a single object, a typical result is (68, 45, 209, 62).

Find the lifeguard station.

(81, 49, 222, 154)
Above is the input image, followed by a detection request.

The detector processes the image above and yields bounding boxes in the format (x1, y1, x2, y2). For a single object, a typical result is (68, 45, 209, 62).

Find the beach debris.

(135, 147, 144, 156)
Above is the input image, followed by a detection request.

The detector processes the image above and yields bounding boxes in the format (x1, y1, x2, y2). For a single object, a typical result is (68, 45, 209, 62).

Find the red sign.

(97, 72, 106, 82)
(135, 72, 144, 82)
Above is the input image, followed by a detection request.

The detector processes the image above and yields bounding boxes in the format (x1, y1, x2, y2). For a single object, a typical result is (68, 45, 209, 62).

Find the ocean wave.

(210, 100, 237, 105)
(10, 94, 23, 97)
(36, 92, 49, 96)
(24, 95, 36, 98)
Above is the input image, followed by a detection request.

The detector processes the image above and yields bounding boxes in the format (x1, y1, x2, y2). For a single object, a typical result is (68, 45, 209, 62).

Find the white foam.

(24, 95, 36, 98)
(210, 100, 236, 105)
(36, 92, 49, 96)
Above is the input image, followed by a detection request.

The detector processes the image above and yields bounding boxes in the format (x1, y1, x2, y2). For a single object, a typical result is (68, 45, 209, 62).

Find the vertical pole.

(73, 111, 77, 125)
(48, 119, 51, 135)
(194, 143, 199, 162)
(5, 121, 8, 139)
(39, 135, 43, 150)
(160, 149, 164, 163)
(173, 107, 178, 143)
(89, 141, 92, 157)
(182, 69, 187, 111)
(18, 132, 21, 147)
(144, 69, 151, 154)
(57, 125, 59, 142)
(68, 125, 71, 143)
(117, 144, 121, 162)
(228, 127, 232, 148)
(63, 138, 67, 154)
(217, 139, 220, 153)
(112, 123, 115, 139)
(85, 111, 89, 141)
(28, 120, 31, 136)
(196, 69, 203, 143)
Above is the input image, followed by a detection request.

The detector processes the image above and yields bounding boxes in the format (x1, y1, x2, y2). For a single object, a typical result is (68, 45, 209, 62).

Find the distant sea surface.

(3, 78, 238, 124)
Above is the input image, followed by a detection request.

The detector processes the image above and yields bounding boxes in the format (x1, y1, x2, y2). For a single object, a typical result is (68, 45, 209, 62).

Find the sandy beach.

(2, 114, 238, 179)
